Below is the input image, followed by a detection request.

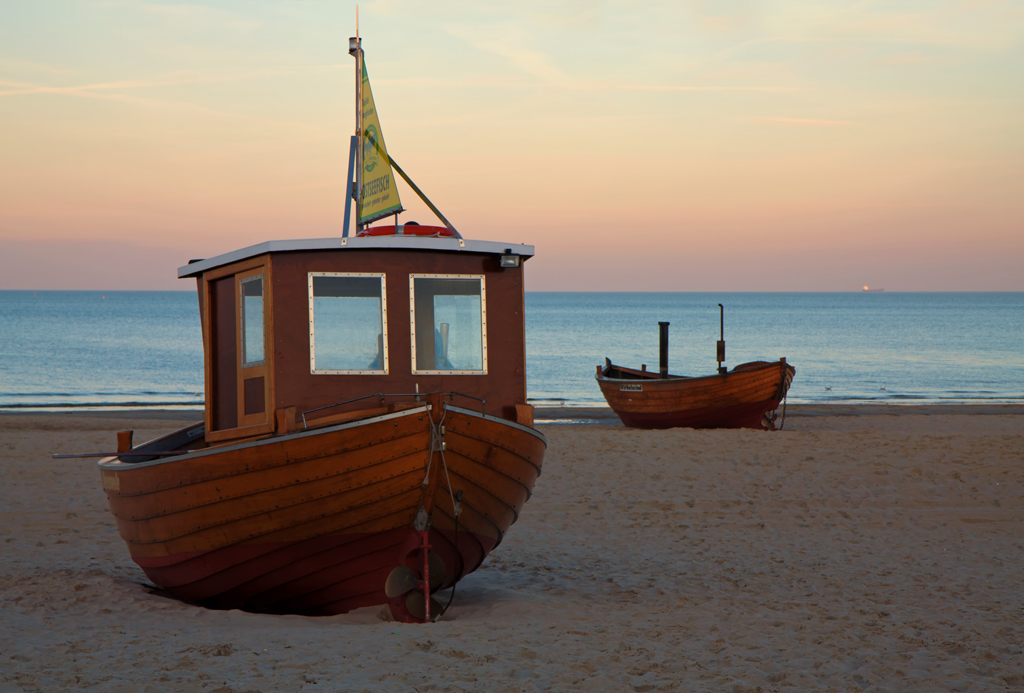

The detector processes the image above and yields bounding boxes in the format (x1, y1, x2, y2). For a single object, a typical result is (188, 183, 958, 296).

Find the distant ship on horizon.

(862, 286, 885, 292)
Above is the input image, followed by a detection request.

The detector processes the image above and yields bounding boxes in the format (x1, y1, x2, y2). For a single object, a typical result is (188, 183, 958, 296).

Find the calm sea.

(0, 291, 1021, 409)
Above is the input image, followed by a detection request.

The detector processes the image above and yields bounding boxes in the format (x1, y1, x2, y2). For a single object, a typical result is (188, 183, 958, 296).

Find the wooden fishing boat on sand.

(89, 35, 546, 623)
(596, 309, 795, 430)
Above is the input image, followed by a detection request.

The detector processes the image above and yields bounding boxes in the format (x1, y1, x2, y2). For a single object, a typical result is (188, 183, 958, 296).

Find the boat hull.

(596, 360, 795, 430)
(99, 404, 545, 618)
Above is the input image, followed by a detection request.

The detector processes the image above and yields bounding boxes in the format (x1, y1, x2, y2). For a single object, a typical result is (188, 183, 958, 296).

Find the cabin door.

(203, 259, 274, 442)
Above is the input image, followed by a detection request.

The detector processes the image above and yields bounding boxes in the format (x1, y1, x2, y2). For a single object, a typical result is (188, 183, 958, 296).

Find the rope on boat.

(420, 402, 463, 620)
(435, 401, 463, 620)
(437, 402, 458, 517)
(777, 362, 792, 431)
(766, 363, 791, 432)
(423, 413, 438, 487)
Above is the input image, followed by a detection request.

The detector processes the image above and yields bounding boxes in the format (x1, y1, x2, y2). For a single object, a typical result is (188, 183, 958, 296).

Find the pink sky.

(1, 1, 1022, 291)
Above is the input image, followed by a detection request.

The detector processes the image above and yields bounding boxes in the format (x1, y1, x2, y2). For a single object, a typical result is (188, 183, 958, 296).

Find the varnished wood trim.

(519, 266, 527, 403)
(303, 405, 390, 430)
(98, 406, 431, 472)
(206, 422, 274, 444)
(264, 258, 275, 424)
(109, 434, 432, 521)
(201, 277, 213, 435)
(203, 255, 270, 282)
(236, 266, 269, 429)
(446, 405, 547, 444)
(275, 407, 297, 434)
(114, 457, 428, 541)
(202, 256, 275, 437)
(443, 438, 537, 500)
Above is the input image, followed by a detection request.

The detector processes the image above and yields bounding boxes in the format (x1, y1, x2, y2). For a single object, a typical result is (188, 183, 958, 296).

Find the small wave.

(3, 391, 199, 399)
(0, 401, 204, 411)
(527, 398, 605, 407)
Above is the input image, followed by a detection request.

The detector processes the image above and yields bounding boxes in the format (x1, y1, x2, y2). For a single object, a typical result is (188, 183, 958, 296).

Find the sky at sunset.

(1, 1, 1022, 291)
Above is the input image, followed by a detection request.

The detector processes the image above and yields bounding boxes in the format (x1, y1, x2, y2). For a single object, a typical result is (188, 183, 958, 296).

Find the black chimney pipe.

(659, 321, 670, 378)
(717, 303, 727, 374)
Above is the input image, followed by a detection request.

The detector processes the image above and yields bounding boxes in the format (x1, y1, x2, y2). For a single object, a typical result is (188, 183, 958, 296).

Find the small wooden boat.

(91, 35, 545, 623)
(596, 310, 795, 430)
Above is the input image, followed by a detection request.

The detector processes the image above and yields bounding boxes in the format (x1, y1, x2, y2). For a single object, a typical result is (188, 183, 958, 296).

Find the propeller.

(385, 565, 418, 598)
(406, 591, 443, 621)
(384, 551, 446, 607)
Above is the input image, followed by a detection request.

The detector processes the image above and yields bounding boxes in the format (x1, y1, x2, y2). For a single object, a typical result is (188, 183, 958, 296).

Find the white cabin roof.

(178, 236, 536, 279)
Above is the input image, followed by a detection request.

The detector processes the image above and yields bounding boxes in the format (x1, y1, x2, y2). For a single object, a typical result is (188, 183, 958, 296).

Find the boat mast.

(352, 10, 363, 234)
(344, 12, 461, 238)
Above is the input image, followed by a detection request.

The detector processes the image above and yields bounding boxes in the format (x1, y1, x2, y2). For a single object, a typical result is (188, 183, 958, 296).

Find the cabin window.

(308, 272, 388, 374)
(240, 275, 265, 367)
(410, 274, 487, 375)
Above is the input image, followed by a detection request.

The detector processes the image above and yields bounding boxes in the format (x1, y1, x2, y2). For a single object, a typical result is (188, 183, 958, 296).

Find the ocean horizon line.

(2, 288, 1022, 294)
(3, 395, 1022, 413)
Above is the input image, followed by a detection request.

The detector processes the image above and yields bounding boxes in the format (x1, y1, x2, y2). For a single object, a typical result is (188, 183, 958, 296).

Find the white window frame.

(308, 272, 388, 375)
(409, 273, 487, 375)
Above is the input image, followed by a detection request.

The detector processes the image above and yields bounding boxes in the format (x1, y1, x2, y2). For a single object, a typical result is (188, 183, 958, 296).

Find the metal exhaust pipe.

(717, 304, 727, 374)
(659, 321, 669, 378)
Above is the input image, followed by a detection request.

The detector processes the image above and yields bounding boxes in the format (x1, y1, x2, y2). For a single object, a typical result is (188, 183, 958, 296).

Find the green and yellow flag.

(358, 60, 403, 225)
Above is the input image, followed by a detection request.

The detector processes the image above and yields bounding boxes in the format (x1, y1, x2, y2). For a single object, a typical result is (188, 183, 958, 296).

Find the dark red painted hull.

(134, 527, 493, 615)
(614, 398, 787, 429)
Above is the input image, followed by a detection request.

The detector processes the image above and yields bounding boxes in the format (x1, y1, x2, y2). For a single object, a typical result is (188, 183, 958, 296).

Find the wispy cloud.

(0, 57, 75, 76)
(373, 75, 804, 93)
(0, 81, 255, 120)
(0, 67, 341, 98)
(444, 23, 566, 84)
(617, 84, 804, 93)
(0, 73, 341, 137)
(871, 53, 942, 66)
(93, 0, 263, 33)
(746, 117, 856, 126)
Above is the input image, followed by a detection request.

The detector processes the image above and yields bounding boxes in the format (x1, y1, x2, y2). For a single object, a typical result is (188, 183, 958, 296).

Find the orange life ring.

(358, 224, 456, 237)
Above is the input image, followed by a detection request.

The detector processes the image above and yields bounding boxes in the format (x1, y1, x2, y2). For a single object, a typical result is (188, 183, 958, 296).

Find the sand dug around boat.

(1, 407, 1021, 691)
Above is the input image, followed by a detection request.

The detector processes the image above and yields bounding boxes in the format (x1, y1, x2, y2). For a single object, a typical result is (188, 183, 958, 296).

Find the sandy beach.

(1, 406, 1022, 692)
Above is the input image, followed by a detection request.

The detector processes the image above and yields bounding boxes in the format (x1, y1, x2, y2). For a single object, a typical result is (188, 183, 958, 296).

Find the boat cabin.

(179, 229, 534, 444)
